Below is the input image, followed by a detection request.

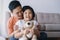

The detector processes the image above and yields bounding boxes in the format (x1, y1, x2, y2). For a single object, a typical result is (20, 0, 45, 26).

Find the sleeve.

(33, 20, 39, 29)
(7, 18, 13, 34)
(34, 21, 39, 26)
(34, 21, 41, 31)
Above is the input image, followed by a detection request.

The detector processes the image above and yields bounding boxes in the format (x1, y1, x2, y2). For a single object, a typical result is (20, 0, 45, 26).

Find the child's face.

(12, 6, 23, 19)
(23, 9, 33, 21)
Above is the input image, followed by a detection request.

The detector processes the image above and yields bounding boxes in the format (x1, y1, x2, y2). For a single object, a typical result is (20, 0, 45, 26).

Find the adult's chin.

(26, 18, 30, 21)
(18, 17, 22, 19)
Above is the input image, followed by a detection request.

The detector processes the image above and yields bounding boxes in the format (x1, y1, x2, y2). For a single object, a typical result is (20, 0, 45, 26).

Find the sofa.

(4, 12, 60, 38)
(36, 12, 60, 37)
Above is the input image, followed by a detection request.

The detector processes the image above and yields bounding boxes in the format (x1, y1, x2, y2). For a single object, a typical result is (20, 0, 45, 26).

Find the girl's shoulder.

(17, 19, 24, 22)
(15, 19, 24, 25)
(32, 20, 38, 25)
(32, 20, 38, 23)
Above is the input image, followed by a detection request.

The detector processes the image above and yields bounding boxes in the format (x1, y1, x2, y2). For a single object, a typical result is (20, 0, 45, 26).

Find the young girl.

(14, 6, 39, 40)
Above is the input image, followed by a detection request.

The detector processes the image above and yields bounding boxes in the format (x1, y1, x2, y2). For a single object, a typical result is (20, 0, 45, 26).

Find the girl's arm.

(8, 25, 20, 37)
(30, 24, 41, 37)
(13, 25, 24, 38)
(14, 31, 24, 38)
(14, 28, 30, 38)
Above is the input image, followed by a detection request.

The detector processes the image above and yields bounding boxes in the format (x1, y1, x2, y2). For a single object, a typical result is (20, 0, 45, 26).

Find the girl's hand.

(24, 29, 30, 35)
(30, 29, 34, 35)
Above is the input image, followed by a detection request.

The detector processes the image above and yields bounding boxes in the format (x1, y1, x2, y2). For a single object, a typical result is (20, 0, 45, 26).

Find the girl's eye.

(29, 13, 31, 14)
(25, 12, 27, 14)
(16, 12, 19, 14)
(29, 11, 32, 14)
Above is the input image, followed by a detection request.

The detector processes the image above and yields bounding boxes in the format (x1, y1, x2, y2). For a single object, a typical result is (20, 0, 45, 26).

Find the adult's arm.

(7, 18, 18, 37)
(7, 18, 14, 37)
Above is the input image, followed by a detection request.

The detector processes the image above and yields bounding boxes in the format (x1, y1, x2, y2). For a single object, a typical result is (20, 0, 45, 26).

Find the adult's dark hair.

(9, 1, 22, 12)
(22, 6, 35, 19)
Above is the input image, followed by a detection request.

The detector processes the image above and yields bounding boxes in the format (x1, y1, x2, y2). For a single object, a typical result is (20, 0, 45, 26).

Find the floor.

(0, 36, 60, 40)
(47, 37, 60, 40)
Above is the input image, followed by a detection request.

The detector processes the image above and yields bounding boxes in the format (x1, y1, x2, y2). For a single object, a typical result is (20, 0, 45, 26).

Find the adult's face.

(12, 6, 23, 19)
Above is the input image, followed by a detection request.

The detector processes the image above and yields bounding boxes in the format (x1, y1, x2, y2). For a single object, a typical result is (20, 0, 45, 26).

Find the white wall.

(0, 0, 12, 37)
(20, 0, 60, 13)
(0, 0, 3, 35)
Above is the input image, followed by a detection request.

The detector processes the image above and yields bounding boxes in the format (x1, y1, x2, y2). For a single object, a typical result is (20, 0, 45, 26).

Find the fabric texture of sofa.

(36, 12, 60, 37)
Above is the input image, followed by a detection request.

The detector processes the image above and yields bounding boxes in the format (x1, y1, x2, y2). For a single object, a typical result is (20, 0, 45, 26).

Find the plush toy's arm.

(13, 25, 25, 38)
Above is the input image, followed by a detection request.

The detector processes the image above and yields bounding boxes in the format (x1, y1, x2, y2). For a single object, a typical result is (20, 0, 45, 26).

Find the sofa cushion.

(45, 24, 60, 31)
(45, 32, 60, 37)
(36, 13, 60, 24)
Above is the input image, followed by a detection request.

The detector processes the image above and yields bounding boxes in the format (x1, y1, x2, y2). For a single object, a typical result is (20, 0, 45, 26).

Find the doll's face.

(25, 21, 33, 28)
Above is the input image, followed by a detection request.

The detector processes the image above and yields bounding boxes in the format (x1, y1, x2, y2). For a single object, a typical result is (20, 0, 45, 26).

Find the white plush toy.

(24, 21, 33, 38)
(24, 21, 37, 40)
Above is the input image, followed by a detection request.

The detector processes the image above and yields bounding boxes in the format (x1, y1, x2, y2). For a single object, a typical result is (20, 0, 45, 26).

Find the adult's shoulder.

(7, 16, 14, 23)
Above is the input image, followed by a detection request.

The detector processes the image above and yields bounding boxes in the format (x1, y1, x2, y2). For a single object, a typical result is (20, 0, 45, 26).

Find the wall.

(0, 0, 3, 35)
(20, 0, 60, 13)
(0, 0, 12, 37)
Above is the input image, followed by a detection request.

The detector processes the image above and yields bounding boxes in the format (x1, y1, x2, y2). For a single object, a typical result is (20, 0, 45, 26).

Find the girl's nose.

(27, 13, 29, 16)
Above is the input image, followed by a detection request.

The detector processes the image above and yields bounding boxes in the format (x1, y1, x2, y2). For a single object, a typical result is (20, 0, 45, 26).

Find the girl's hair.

(22, 6, 35, 19)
